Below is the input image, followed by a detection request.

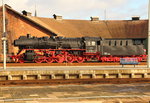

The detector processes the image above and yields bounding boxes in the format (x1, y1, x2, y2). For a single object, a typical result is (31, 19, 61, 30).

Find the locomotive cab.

(83, 37, 101, 53)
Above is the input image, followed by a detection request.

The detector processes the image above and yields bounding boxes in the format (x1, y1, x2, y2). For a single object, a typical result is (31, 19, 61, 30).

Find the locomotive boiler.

(11, 34, 146, 63)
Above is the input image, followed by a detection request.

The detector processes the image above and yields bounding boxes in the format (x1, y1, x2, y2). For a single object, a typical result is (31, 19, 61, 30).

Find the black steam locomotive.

(11, 34, 146, 63)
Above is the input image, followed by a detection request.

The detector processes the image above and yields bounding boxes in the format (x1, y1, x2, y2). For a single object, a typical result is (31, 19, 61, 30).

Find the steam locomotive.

(11, 34, 147, 63)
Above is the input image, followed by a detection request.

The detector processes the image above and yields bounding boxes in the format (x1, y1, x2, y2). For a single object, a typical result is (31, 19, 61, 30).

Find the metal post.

(148, 0, 150, 68)
(2, 0, 7, 70)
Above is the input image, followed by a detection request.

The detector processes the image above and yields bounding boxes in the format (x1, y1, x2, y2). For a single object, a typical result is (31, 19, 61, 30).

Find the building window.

(91, 41, 96, 46)
(87, 41, 96, 46)
(109, 41, 111, 46)
(114, 41, 117, 46)
(126, 41, 128, 46)
(120, 41, 122, 46)
(87, 41, 91, 46)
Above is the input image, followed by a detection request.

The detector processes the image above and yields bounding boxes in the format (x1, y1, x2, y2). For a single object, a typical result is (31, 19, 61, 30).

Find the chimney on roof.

(53, 14, 62, 20)
(132, 16, 140, 20)
(91, 16, 99, 22)
(22, 10, 32, 16)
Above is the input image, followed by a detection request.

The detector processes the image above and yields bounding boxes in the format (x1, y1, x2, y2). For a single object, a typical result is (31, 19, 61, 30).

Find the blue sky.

(2, 0, 149, 20)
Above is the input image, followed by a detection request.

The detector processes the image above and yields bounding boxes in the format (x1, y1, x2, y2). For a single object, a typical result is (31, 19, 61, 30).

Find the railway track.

(1, 78, 150, 86)
(0, 62, 147, 67)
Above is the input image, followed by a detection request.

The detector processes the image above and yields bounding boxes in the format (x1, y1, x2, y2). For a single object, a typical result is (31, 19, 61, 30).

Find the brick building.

(0, 5, 57, 60)
(0, 5, 148, 61)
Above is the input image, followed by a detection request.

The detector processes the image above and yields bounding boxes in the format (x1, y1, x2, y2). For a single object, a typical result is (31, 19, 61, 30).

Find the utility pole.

(148, 0, 150, 68)
(2, 0, 7, 70)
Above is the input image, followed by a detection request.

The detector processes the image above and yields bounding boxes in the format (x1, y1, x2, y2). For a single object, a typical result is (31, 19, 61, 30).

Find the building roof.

(4, 5, 57, 36)
(28, 16, 148, 38)
(5, 5, 149, 38)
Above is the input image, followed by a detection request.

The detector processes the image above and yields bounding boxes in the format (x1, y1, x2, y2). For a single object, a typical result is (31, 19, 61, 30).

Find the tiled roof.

(28, 16, 148, 38)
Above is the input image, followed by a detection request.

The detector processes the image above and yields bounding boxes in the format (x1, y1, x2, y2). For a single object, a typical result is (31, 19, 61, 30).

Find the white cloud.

(2, 0, 148, 20)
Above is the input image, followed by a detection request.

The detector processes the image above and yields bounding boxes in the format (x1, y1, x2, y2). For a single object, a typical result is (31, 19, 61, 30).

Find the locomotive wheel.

(18, 54, 25, 63)
(46, 57, 54, 63)
(136, 57, 142, 62)
(12, 57, 19, 63)
(86, 56, 91, 61)
(18, 59, 24, 63)
(76, 56, 85, 63)
(114, 57, 120, 62)
(34, 55, 44, 63)
(55, 54, 64, 63)
(66, 54, 74, 63)
(101, 57, 107, 62)
(34, 58, 43, 63)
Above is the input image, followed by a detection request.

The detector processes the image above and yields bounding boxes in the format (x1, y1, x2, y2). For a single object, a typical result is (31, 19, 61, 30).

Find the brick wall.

(0, 8, 53, 61)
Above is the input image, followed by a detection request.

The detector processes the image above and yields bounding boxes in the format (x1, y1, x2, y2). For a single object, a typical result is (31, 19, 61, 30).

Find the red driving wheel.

(46, 57, 54, 63)
(34, 55, 44, 63)
(55, 54, 64, 63)
(76, 56, 85, 63)
(66, 54, 74, 63)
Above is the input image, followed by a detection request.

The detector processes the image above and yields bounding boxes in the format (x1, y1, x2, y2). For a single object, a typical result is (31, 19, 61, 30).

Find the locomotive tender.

(11, 34, 146, 63)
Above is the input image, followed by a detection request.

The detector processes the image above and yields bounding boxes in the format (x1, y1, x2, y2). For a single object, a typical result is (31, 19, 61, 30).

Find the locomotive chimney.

(132, 16, 140, 20)
(91, 16, 99, 22)
(22, 10, 32, 16)
(53, 14, 62, 20)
